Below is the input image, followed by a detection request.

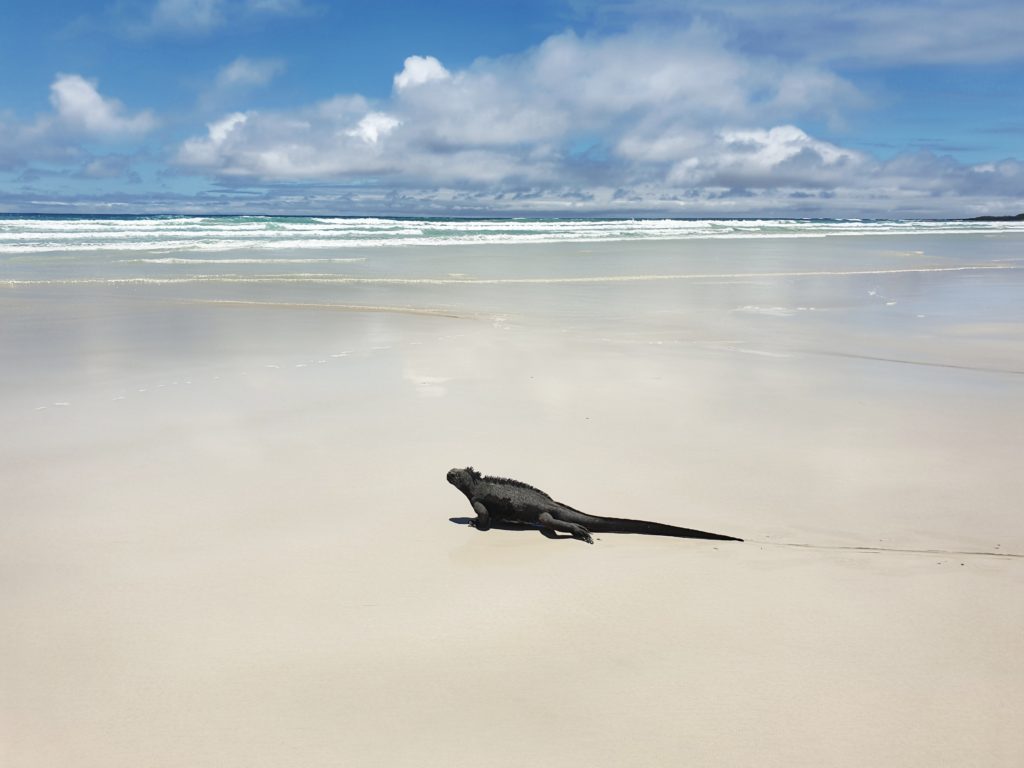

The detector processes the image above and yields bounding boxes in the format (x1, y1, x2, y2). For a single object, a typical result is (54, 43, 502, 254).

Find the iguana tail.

(585, 515, 743, 541)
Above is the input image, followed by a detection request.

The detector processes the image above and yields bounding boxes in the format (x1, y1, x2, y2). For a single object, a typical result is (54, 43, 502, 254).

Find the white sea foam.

(735, 306, 796, 317)
(2, 215, 1023, 255)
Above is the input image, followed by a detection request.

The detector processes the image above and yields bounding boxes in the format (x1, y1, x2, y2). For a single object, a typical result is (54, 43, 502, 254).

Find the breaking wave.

(1, 214, 1022, 254)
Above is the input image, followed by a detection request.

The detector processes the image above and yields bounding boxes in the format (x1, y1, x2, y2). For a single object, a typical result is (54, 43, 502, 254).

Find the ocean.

(2, 214, 1022, 290)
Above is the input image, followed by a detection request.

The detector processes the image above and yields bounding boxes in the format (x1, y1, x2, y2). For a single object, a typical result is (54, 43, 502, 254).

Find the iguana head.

(446, 466, 481, 494)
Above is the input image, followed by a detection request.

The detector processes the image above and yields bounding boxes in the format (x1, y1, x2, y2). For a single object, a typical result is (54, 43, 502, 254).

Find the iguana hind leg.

(538, 511, 594, 544)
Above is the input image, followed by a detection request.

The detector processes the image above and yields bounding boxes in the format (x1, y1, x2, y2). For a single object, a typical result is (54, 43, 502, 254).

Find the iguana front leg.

(471, 501, 492, 531)
(538, 511, 594, 544)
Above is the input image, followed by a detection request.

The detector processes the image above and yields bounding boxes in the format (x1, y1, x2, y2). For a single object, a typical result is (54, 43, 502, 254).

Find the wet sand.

(2, 235, 1024, 767)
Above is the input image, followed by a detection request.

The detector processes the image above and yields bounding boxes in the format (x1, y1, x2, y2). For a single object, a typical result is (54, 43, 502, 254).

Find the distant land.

(967, 213, 1024, 221)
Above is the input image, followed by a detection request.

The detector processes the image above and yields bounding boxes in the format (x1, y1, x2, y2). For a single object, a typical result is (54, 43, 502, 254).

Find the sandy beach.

(2, 231, 1024, 767)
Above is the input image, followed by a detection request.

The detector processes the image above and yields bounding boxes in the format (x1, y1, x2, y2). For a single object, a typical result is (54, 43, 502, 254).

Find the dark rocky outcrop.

(967, 213, 1024, 222)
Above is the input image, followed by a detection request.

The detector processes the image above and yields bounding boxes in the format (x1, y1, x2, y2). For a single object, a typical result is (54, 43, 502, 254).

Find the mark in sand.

(762, 540, 1023, 560)
(805, 350, 1024, 376)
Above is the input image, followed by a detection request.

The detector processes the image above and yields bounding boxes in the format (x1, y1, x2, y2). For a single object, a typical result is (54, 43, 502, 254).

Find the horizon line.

(3, 211, 1019, 222)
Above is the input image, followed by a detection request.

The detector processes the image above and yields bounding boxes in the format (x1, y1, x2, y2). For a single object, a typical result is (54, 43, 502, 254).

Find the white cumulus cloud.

(670, 126, 865, 186)
(347, 112, 401, 144)
(49, 74, 157, 137)
(166, 24, 1024, 215)
(178, 112, 248, 167)
(393, 56, 451, 91)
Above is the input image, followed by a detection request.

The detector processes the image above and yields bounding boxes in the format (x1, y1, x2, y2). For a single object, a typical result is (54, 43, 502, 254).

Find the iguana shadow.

(448, 517, 576, 540)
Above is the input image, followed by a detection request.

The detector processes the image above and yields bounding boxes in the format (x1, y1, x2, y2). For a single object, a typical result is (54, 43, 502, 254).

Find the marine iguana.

(446, 467, 742, 544)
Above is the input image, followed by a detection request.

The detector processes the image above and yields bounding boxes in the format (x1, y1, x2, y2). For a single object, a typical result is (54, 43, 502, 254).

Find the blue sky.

(1, 0, 1021, 216)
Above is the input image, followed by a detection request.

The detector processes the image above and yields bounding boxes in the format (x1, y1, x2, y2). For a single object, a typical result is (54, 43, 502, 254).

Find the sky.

(0, 0, 1022, 217)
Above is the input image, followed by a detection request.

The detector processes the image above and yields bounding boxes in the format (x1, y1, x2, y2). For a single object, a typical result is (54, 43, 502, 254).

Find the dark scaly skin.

(446, 467, 743, 544)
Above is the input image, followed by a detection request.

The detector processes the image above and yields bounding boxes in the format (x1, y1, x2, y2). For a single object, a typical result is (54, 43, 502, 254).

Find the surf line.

(3, 263, 1021, 288)
(430, 263, 1024, 284)
(753, 540, 1023, 559)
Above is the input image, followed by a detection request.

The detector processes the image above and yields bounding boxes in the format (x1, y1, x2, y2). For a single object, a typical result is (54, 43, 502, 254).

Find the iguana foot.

(564, 521, 594, 544)
(539, 511, 594, 543)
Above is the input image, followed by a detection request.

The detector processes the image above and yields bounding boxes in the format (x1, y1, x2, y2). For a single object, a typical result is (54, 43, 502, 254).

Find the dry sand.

(2, 237, 1023, 767)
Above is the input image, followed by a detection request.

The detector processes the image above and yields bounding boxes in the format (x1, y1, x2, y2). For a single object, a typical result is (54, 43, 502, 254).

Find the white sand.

(2, 236, 1023, 767)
